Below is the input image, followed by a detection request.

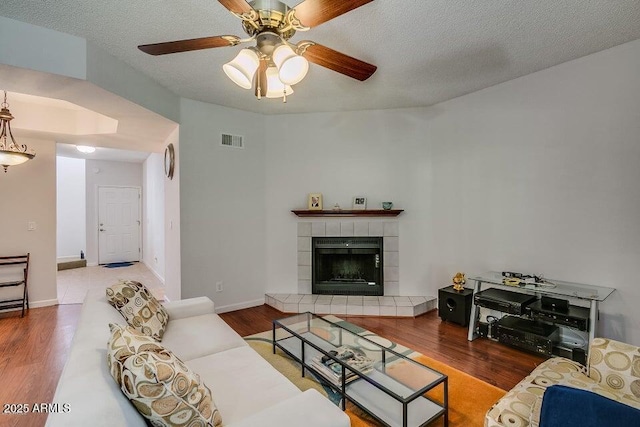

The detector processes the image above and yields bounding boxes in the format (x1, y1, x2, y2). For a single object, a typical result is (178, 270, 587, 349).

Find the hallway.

(57, 262, 165, 304)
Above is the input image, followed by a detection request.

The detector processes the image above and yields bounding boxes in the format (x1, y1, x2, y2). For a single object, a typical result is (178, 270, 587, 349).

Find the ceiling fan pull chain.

(283, 88, 287, 103)
(257, 72, 262, 100)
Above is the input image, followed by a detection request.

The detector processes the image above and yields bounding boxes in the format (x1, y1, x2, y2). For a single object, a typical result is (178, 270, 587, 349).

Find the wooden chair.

(0, 254, 30, 317)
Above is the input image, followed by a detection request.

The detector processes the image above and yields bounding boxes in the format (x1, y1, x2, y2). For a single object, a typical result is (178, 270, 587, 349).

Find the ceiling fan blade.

(291, 0, 373, 28)
(299, 43, 377, 81)
(138, 35, 240, 56)
(218, 0, 255, 16)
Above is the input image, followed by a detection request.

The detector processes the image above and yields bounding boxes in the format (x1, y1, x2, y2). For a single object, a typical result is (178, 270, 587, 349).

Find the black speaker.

(438, 285, 474, 326)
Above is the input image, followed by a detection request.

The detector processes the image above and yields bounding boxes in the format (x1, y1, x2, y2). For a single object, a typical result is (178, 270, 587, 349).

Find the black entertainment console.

(467, 272, 615, 363)
(472, 286, 591, 360)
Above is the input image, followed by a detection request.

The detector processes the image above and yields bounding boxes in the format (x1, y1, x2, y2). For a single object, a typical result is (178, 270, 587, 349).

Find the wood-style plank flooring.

(0, 304, 545, 427)
(0, 305, 82, 427)
(220, 305, 545, 390)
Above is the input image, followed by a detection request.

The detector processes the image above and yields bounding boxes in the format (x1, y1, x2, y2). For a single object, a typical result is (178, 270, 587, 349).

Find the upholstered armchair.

(485, 337, 640, 427)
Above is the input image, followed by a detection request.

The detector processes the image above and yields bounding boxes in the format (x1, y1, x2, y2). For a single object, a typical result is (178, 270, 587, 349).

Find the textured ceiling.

(1, 1, 640, 115)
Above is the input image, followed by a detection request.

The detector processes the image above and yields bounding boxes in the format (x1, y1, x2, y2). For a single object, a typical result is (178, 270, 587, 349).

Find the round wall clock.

(164, 143, 175, 179)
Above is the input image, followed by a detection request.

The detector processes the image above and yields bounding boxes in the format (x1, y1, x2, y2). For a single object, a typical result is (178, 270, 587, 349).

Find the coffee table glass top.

(273, 312, 448, 427)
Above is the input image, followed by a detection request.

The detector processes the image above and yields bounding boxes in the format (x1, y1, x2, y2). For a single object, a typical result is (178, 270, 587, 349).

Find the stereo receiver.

(496, 316, 560, 356)
(525, 300, 590, 331)
(474, 288, 537, 315)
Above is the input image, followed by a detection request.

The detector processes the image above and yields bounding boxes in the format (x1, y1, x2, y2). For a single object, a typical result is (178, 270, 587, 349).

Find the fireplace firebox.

(312, 237, 383, 296)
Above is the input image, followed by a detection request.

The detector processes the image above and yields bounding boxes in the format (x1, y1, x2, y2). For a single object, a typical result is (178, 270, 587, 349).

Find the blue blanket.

(540, 385, 640, 427)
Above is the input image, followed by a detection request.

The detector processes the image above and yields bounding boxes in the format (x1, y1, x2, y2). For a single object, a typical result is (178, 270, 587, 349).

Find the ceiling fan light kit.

(265, 66, 294, 98)
(223, 48, 261, 89)
(272, 44, 309, 85)
(138, 0, 377, 103)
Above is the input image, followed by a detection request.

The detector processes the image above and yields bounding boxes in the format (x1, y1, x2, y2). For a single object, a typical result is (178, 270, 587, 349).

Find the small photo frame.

(352, 197, 367, 210)
(308, 193, 323, 210)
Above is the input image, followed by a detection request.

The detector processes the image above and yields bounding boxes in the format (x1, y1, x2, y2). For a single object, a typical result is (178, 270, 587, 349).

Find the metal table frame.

(273, 312, 448, 427)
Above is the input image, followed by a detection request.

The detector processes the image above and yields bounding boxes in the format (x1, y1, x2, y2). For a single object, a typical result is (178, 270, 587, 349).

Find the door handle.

(99, 229, 105, 232)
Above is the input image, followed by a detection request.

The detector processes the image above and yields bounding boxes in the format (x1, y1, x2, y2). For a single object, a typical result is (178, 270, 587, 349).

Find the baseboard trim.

(31, 298, 59, 308)
(215, 298, 265, 314)
(141, 260, 165, 285)
(57, 256, 80, 262)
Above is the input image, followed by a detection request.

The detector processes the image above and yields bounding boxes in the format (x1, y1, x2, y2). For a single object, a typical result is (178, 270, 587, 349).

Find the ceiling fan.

(138, 0, 377, 101)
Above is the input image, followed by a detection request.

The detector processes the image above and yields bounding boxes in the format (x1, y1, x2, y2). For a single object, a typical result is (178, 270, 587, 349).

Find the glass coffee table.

(273, 312, 448, 427)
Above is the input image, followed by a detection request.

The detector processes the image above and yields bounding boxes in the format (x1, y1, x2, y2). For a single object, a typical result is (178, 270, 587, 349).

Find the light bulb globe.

(223, 49, 260, 89)
(273, 45, 309, 85)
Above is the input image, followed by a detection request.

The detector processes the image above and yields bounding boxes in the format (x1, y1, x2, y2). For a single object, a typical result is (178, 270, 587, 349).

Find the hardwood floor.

(0, 305, 82, 427)
(220, 305, 546, 391)
(0, 303, 544, 426)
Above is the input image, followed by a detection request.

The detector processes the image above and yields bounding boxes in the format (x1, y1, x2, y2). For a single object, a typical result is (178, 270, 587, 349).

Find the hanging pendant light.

(0, 91, 35, 173)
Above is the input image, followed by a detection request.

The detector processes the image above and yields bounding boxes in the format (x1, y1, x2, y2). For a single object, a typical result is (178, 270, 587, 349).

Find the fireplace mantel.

(291, 209, 403, 217)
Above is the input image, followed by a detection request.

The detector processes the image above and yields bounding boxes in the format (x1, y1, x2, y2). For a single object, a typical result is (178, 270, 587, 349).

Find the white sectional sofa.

(46, 290, 350, 427)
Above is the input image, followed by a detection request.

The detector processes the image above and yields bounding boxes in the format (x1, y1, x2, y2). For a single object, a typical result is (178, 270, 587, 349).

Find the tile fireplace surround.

(264, 220, 437, 317)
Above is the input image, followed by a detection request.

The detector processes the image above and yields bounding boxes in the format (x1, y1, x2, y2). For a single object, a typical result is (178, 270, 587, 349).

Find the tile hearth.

(266, 294, 436, 317)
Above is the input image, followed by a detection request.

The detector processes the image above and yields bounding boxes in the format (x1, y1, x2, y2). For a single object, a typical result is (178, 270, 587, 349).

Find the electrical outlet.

(27, 221, 36, 231)
(216, 281, 223, 292)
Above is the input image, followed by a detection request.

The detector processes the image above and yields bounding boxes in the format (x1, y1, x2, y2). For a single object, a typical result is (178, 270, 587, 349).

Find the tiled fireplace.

(264, 220, 437, 317)
(297, 221, 399, 295)
(312, 236, 383, 296)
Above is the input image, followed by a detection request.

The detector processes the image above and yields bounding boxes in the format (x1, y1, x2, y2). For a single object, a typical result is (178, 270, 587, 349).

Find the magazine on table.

(310, 345, 374, 385)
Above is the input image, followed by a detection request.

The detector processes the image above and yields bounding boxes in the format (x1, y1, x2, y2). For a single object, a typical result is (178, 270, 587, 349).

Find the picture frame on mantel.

(308, 193, 323, 210)
(352, 197, 367, 210)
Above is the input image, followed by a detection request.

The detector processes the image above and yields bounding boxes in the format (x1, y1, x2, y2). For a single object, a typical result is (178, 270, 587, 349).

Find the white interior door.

(98, 186, 141, 264)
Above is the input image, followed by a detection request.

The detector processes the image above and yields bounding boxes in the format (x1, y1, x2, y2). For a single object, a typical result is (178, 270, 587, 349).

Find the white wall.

(0, 16, 86, 80)
(85, 159, 143, 265)
(0, 137, 57, 307)
(264, 110, 432, 296)
(425, 39, 640, 345)
(179, 98, 266, 312)
(86, 42, 179, 123)
(56, 156, 86, 259)
(164, 128, 181, 301)
(265, 38, 640, 345)
(142, 153, 164, 281)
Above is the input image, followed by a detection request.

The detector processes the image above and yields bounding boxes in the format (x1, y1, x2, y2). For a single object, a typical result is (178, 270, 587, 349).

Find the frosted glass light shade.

(0, 150, 33, 166)
(265, 67, 293, 98)
(223, 49, 260, 89)
(273, 44, 309, 85)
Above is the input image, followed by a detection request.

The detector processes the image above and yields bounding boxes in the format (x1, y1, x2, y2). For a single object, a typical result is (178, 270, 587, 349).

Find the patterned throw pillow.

(119, 349, 222, 427)
(107, 323, 164, 386)
(107, 280, 169, 341)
